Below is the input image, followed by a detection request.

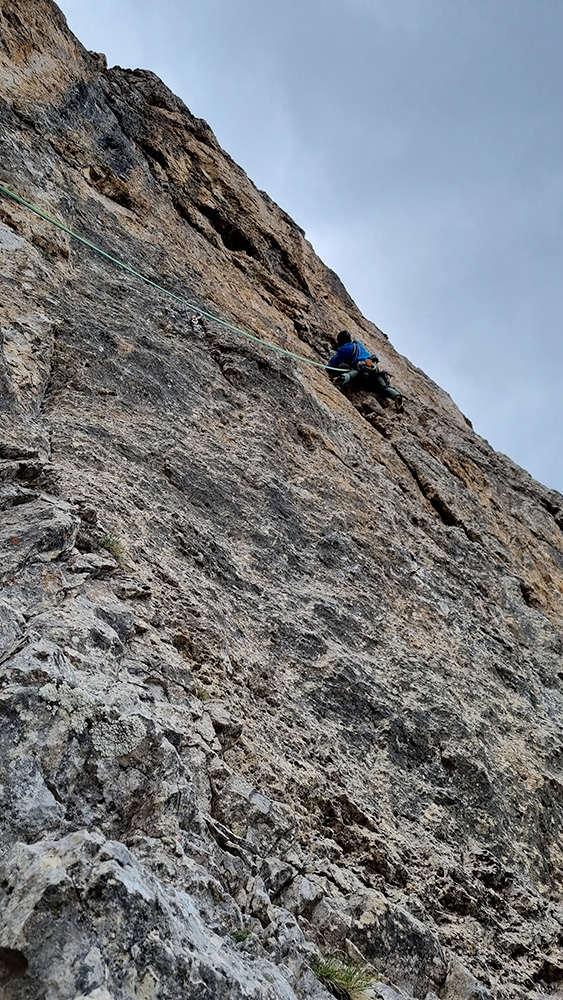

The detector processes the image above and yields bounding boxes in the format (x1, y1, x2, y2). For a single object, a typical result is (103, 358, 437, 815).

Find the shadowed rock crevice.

(0, 946, 28, 979)
(540, 494, 563, 534)
(198, 201, 261, 258)
(393, 440, 471, 533)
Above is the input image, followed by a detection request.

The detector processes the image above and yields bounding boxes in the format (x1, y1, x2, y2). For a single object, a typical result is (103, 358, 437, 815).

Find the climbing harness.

(0, 182, 345, 372)
(330, 358, 406, 412)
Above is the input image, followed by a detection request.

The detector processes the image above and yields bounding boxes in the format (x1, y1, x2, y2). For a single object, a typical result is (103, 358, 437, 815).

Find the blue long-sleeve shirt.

(327, 339, 371, 370)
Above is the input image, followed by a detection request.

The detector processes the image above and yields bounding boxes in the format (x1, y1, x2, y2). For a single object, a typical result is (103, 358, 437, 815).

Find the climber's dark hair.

(337, 330, 352, 347)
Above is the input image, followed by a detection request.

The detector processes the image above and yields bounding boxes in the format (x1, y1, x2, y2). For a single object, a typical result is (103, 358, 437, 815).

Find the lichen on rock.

(90, 715, 147, 758)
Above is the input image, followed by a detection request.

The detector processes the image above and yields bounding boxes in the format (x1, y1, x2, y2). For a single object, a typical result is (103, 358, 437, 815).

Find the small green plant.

(100, 535, 126, 565)
(231, 929, 251, 943)
(310, 955, 375, 1000)
(194, 686, 212, 701)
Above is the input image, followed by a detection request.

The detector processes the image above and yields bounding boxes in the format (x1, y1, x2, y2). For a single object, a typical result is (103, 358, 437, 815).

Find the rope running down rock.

(0, 182, 344, 372)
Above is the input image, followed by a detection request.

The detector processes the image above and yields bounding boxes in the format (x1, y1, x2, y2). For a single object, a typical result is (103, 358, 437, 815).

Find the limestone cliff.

(1, 3, 563, 999)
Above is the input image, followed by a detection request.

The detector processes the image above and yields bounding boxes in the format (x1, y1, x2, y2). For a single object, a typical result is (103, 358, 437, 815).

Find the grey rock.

(0, 831, 301, 999)
(212, 774, 297, 856)
(442, 960, 494, 999)
(372, 986, 414, 1000)
(282, 875, 324, 920)
(0, 499, 79, 583)
(68, 550, 119, 577)
(206, 698, 244, 748)
(0, 600, 25, 651)
(346, 889, 448, 997)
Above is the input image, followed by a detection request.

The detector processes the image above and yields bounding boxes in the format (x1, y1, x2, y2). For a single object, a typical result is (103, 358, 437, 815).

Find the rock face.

(1, 2, 563, 998)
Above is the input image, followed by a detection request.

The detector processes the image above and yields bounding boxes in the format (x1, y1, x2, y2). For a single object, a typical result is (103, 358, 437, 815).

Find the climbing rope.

(0, 182, 343, 371)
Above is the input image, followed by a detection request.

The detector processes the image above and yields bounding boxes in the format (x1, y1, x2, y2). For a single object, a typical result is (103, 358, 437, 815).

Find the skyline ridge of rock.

(1, 2, 563, 999)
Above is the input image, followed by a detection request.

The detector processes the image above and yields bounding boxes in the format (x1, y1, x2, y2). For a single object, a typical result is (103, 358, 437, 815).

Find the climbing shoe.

(394, 395, 404, 413)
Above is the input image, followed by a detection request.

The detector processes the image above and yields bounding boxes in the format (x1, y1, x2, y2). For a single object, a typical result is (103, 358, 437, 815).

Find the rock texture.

(1, 2, 563, 998)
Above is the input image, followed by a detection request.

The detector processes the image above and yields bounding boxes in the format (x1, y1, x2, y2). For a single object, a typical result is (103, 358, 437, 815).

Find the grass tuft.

(310, 955, 375, 1000)
(194, 686, 212, 701)
(231, 929, 251, 943)
(100, 535, 127, 565)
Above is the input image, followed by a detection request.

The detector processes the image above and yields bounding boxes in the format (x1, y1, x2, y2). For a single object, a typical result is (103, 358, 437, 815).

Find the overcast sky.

(57, 0, 563, 493)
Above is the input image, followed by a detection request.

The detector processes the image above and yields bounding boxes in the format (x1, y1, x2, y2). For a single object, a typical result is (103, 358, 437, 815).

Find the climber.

(327, 331, 404, 412)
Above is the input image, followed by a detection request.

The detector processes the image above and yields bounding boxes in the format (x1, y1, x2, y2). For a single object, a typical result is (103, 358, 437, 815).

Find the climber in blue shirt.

(327, 330, 404, 413)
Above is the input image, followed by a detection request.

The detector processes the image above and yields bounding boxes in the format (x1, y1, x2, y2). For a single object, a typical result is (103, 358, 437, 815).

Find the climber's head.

(337, 330, 352, 347)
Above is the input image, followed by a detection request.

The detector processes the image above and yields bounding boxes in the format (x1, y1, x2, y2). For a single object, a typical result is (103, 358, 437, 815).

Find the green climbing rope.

(0, 182, 343, 371)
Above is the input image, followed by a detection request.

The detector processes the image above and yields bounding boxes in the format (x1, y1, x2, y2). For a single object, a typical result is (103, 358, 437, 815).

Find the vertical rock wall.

(1, 2, 563, 998)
